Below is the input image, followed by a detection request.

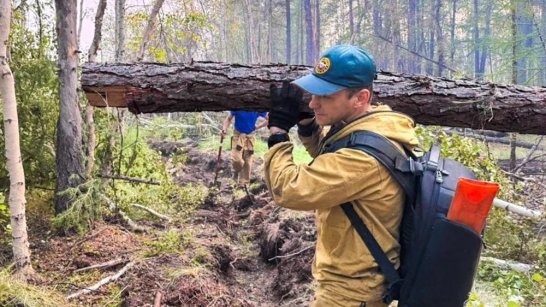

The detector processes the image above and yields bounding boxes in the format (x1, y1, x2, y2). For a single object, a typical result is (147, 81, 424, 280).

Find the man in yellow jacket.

(264, 45, 419, 307)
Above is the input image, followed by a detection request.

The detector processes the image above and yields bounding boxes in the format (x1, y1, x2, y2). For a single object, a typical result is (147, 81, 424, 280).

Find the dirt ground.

(9, 139, 544, 306)
(26, 140, 316, 307)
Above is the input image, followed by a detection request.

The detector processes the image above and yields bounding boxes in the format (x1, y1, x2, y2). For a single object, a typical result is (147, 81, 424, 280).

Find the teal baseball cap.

(293, 45, 377, 95)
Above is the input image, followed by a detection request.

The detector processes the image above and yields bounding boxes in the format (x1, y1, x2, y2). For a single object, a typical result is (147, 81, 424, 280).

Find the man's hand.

(298, 110, 314, 123)
(268, 81, 303, 132)
(220, 129, 226, 138)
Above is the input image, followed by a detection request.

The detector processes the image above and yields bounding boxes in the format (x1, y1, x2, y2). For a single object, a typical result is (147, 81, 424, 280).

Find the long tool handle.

(213, 133, 225, 185)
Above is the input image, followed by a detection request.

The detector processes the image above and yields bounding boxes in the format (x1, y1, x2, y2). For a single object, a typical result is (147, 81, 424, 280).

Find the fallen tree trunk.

(445, 130, 537, 149)
(81, 62, 546, 135)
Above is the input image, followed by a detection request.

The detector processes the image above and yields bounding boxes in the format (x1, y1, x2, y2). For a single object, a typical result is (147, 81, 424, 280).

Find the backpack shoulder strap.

(323, 130, 422, 303)
(340, 202, 402, 303)
(324, 130, 421, 202)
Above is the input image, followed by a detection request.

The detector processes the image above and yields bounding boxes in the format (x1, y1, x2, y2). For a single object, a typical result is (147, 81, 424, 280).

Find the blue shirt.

(230, 111, 267, 134)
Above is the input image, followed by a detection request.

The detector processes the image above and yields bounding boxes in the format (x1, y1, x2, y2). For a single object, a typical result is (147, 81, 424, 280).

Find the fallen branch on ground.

(501, 170, 546, 189)
(493, 198, 542, 219)
(73, 258, 127, 273)
(201, 112, 222, 131)
(98, 174, 160, 185)
(131, 204, 172, 222)
(481, 257, 535, 273)
(100, 194, 146, 232)
(268, 244, 314, 261)
(66, 261, 135, 300)
(513, 136, 544, 173)
(444, 130, 537, 149)
(154, 291, 162, 307)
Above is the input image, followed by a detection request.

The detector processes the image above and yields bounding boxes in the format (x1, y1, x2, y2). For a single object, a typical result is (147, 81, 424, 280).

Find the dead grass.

(0, 268, 67, 307)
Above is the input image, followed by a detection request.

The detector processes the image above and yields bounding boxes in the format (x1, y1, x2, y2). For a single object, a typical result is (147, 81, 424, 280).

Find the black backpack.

(323, 130, 483, 307)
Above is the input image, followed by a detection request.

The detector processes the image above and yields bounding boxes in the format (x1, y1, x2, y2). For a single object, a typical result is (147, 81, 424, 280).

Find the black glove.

(268, 81, 303, 131)
(298, 110, 315, 122)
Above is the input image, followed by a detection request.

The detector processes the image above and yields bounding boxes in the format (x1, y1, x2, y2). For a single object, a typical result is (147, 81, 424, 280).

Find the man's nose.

(309, 96, 318, 110)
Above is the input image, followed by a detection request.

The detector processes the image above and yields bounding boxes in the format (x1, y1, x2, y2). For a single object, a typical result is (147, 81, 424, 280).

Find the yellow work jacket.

(264, 106, 419, 302)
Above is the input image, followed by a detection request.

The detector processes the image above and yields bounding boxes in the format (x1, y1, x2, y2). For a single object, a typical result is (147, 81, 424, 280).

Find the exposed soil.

(25, 140, 316, 306)
(13, 139, 544, 306)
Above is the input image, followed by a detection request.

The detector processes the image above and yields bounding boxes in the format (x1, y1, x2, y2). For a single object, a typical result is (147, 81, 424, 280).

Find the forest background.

(0, 0, 545, 306)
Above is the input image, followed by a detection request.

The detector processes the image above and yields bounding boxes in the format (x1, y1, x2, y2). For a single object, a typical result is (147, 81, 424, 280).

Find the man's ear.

(355, 89, 371, 107)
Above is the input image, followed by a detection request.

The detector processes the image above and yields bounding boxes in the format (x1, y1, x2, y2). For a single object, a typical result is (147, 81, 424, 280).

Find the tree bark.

(135, 0, 165, 62)
(55, 0, 85, 214)
(114, 0, 126, 62)
(450, 0, 457, 71)
(348, 0, 354, 42)
(81, 62, 546, 135)
(285, 0, 291, 64)
(0, 0, 34, 279)
(88, 0, 107, 63)
(434, 0, 444, 77)
(313, 0, 320, 59)
(303, 0, 313, 65)
(85, 0, 106, 178)
(244, 0, 258, 63)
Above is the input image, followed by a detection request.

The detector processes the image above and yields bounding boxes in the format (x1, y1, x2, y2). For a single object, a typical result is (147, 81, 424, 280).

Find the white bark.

(0, 0, 34, 278)
(66, 261, 134, 300)
(493, 198, 542, 219)
(481, 257, 535, 273)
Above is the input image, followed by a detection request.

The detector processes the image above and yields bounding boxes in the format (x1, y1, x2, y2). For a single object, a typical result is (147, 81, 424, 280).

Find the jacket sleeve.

(264, 142, 385, 211)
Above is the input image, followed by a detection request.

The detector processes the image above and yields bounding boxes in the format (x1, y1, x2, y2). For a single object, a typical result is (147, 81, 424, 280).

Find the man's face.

(309, 89, 359, 126)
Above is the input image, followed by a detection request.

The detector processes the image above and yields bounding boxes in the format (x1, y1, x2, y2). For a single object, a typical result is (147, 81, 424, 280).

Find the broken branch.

(66, 261, 135, 300)
(73, 258, 127, 273)
(98, 174, 161, 185)
(268, 244, 314, 262)
(481, 257, 535, 274)
(131, 204, 172, 222)
(493, 198, 542, 219)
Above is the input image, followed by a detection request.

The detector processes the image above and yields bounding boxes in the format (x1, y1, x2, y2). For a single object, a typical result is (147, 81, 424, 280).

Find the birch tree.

(0, 0, 34, 279)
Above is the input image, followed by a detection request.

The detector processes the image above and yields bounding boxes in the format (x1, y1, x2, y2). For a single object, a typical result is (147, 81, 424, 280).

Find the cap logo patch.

(315, 57, 331, 74)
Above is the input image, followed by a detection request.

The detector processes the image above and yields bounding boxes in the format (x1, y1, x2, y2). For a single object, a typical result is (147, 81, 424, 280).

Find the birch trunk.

(0, 0, 34, 279)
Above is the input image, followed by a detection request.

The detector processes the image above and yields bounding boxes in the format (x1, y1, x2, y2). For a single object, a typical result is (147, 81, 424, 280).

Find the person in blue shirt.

(221, 111, 268, 184)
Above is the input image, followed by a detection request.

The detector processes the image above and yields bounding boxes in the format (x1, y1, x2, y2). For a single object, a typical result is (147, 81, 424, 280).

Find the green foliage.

(477, 262, 546, 305)
(0, 5, 58, 191)
(51, 179, 106, 236)
(0, 267, 66, 307)
(94, 118, 207, 222)
(0, 192, 11, 251)
(415, 127, 512, 198)
(126, 8, 211, 62)
(144, 228, 184, 257)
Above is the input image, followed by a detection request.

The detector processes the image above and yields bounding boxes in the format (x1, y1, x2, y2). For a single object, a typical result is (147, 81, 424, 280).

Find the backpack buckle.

(348, 133, 358, 147)
(383, 279, 402, 304)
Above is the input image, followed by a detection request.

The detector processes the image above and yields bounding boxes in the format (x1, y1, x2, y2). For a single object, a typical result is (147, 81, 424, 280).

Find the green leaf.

(532, 273, 543, 282)
(507, 301, 520, 307)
